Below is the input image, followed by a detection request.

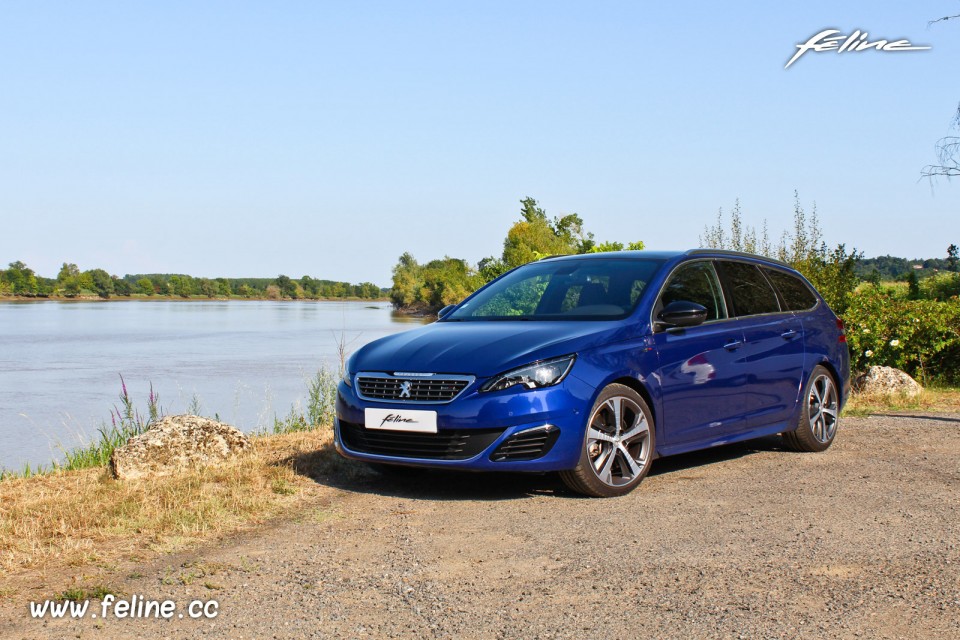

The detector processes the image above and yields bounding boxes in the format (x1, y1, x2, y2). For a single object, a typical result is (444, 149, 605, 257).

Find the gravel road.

(7, 413, 960, 639)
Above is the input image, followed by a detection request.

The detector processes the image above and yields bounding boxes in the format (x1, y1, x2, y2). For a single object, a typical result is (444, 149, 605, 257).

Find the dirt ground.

(3, 413, 959, 639)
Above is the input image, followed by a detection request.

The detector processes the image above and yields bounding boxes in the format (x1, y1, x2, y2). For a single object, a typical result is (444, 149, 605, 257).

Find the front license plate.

(364, 408, 438, 434)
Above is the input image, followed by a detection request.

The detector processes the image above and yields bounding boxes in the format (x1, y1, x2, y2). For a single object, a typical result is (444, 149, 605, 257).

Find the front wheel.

(560, 384, 655, 497)
(782, 365, 839, 452)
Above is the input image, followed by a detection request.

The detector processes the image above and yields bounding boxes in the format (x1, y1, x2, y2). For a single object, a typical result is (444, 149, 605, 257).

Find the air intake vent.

(339, 421, 504, 460)
(490, 425, 560, 462)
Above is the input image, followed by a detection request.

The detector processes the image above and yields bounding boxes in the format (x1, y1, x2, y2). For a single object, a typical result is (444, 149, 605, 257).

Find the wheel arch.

(607, 375, 659, 449)
(812, 358, 843, 401)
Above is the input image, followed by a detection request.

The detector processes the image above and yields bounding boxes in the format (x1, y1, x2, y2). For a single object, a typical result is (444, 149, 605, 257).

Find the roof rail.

(685, 248, 791, 268)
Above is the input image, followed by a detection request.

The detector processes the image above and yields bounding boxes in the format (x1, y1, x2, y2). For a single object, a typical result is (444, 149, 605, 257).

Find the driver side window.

(658, 261, 727, 322)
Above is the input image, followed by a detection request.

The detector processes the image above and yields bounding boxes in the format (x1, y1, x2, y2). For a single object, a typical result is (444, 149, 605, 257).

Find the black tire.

(560, 384, 656, 498)
(782, 365, 839, 452)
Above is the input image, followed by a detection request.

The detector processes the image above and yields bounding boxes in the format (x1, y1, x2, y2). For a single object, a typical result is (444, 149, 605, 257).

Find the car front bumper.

(333, 375, 597, 472)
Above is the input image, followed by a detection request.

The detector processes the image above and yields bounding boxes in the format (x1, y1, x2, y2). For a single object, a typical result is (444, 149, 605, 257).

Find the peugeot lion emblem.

(398, 380, 412, 399)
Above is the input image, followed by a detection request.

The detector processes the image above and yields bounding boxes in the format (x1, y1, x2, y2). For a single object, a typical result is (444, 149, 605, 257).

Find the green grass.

(57, 376, 161, 473)
(56, 585, 117, 602)
(271, 367, 339, 435)
(843, 386, 960, 417)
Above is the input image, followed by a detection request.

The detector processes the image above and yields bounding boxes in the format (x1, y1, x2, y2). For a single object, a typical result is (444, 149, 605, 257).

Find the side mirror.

(437, 304, 456, 319)
(656, 300, 708, 330)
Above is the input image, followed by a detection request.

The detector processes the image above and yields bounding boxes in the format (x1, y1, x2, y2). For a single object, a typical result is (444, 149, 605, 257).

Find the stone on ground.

(854, 366, 923, 398)
(110, 415, 250, 480)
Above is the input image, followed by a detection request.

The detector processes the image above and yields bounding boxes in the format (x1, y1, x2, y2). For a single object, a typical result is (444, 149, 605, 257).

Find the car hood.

(351, 320, 636, 378)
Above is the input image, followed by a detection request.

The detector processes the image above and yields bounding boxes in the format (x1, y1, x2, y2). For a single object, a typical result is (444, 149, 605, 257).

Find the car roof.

(537, 250, 683, 262)
(538, 249, 791, 268)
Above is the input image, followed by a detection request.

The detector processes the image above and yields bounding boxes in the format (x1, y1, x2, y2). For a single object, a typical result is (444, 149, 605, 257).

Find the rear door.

(717, 261, 805, 430)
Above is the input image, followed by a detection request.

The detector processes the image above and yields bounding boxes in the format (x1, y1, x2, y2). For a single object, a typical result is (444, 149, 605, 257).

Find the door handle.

(723, 340, 742, 351)
(781, 329, 798, 340)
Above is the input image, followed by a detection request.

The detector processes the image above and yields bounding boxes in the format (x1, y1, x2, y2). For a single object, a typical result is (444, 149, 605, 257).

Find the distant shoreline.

(0, 295, 391, 304)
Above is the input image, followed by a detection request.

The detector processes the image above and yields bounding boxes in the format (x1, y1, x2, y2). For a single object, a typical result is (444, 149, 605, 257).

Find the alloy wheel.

(585, 395, 651, 487)
(808, 373, 838, 444)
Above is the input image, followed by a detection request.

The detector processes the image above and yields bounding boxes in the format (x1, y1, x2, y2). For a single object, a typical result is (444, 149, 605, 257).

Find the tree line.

(0, 262, 387, 301)
(390, 197, 644, 313)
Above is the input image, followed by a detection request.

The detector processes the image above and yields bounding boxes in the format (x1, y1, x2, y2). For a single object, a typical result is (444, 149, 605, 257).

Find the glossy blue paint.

(334, 250, 850, 474)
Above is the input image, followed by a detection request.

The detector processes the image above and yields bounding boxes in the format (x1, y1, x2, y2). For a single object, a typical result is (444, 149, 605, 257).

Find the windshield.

(446, 258, 664, 321)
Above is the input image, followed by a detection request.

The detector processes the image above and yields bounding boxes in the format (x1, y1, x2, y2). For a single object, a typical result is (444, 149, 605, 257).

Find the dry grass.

(0, 428, 361, 576)
(843, 386, 960, 416)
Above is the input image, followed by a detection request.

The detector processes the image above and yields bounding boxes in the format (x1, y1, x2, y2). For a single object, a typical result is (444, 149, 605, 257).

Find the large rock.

(110, 415, 250, 480)
(854, 366, 923, 398)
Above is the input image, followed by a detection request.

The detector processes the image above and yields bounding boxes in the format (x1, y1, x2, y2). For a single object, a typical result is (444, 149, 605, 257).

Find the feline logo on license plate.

(364, 408, 437, 433)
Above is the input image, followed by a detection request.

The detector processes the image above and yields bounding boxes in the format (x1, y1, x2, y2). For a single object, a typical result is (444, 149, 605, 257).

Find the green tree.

(111, 276, 132, 296)
(4, 261, 39, 295)
(907, 270, 921, 300)
(420, 257, 481, 307)
(197, 278, 217, 298)
(213, 278, 230, 297)
(85, 269, 114, 298)
(501, 197, 587, 269)
(300, 276, 319, 298)
(57, 262, 82, 296)
(948, 244, 959, 272)
(137, 278, 154, 296)
(357, 282, 380, 298)
(588, 240, 645, 253)
(390, 253, 422, 308)
(275, 274, 298, 299)
(168, 275, 194, 298)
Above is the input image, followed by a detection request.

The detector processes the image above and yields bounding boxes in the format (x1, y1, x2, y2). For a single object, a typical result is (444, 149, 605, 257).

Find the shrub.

(844, 286, 960, 384)
(919, 272, 960, 301)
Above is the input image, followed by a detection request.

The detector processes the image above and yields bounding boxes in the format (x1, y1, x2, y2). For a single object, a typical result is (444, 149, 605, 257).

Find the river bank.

(0, 294, 390, 303)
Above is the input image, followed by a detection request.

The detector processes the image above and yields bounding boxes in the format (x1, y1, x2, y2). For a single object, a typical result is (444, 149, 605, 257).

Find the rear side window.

(718, 261, 781, 316)
(762, 268, 818, 311)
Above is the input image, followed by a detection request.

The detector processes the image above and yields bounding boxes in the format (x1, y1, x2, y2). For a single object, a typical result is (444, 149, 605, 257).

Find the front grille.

(339, 421, 504, 460)
(490, 426, 560, 462)
(356, 374, 472, 403)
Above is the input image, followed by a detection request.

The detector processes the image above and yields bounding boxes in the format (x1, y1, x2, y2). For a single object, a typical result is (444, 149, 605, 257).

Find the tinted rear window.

(718, 261, 781, 316)
(762, 267, 818, 311)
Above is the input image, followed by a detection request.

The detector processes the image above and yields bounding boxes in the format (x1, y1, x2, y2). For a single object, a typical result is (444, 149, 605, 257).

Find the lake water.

(0, 300, 422, 472)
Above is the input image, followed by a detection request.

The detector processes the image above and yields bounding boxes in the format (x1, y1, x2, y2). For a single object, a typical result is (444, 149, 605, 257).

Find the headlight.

(342, 353, 357, 387)
(480, 355, 576, 393)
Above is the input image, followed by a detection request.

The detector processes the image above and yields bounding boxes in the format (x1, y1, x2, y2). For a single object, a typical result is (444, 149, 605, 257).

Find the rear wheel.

(783, 365, 839, 452)
(560, 384, 655, 497)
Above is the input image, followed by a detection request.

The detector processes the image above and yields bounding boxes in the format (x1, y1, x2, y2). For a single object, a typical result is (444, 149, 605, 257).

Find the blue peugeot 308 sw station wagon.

(334, 250, 850, 497)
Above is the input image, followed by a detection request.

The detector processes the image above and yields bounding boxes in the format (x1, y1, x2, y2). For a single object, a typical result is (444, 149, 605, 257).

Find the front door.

(653, 260, 747, 451)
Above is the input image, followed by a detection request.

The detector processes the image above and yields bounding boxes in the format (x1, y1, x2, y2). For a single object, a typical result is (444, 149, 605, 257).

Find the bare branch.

(928, 13, 960, 27)
(922, 166, 960, 178)
(922, 136, 960, 179)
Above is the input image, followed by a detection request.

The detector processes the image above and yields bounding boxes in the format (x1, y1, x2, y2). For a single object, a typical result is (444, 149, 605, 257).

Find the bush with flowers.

(843, 285, 960, 383)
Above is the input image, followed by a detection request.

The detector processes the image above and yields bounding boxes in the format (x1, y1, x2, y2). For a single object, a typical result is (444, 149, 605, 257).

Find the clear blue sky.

(1, 1, 957, 286)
